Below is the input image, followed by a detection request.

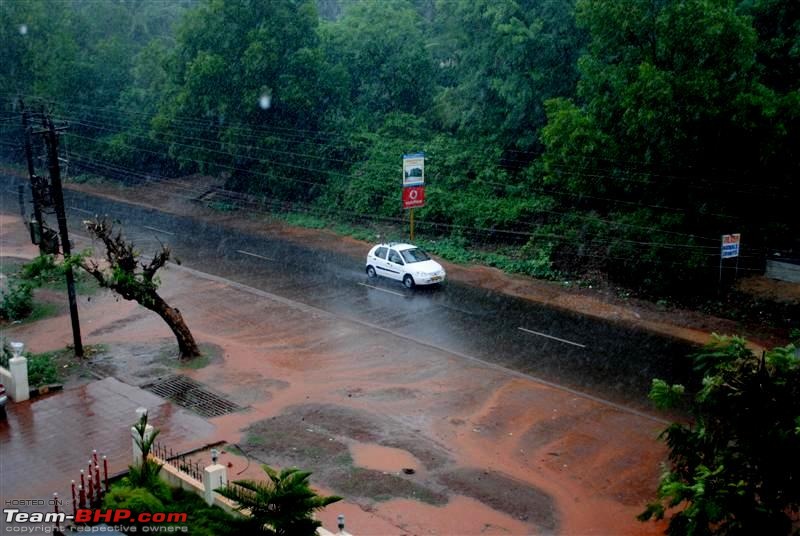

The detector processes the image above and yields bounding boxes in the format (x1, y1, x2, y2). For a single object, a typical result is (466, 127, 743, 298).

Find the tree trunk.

(147, 292, 201, 359)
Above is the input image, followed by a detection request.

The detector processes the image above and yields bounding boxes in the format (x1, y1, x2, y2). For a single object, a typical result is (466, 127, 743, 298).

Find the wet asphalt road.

(2, 176, 695, 410)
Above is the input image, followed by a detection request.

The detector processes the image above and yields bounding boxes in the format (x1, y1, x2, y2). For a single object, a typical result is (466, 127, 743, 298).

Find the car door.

(371, 246, 389, 277)
(385, 248, 406, 281)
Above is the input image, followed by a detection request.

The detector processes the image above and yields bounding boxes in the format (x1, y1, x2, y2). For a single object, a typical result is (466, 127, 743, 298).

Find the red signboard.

(402, 186, 425, 209)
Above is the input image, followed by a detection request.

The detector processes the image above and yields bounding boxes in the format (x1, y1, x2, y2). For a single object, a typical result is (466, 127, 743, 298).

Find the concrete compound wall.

(151, 455, 349, 535)
(766, 260, 800, 283)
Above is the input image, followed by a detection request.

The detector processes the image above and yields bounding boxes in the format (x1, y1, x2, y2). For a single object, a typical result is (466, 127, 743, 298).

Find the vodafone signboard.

(402, 186, 425, 209)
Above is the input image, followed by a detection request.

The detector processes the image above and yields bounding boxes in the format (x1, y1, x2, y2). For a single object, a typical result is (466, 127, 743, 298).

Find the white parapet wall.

(129, 408, 350, 534)
(1, 355, 30, 402)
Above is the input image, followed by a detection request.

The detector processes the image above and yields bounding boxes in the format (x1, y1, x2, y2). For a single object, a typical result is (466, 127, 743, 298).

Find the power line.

(64, 133, 734, 246)
(66, 151, 754, 256)
(19, 94, 787, 193)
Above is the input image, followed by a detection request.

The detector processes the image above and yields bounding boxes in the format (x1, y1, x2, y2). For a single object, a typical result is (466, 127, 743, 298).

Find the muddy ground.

(6, 170, 796, 535)
(0, 209, 679, 534)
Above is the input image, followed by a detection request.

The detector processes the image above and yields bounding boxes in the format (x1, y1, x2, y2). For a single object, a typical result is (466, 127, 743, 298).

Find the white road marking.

(70, 206, 94, 215)
(358, 282, 406, 297)
(142, 225, 175, 235)
(237, 249, 274, 261)
(518, 327, 587, 348)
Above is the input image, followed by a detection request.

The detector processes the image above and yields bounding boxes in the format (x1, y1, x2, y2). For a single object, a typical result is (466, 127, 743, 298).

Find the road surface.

(1, 175, 694, 411)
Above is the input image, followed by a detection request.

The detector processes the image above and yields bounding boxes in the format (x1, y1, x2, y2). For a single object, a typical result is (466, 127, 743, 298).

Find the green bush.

(101, 483, 244, 535)
(102, 486, 166, 520)
(169, 487, 247, 536)
(26, 353, 59, 387)
(0, 281, 34, 321)
(19, 255, 61, 286)
(0, 338, 12, 368)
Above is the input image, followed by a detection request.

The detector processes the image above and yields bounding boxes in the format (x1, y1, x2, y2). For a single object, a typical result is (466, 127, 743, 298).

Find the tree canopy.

(1, 0, 798, 297)
(641, 335, 800, 535)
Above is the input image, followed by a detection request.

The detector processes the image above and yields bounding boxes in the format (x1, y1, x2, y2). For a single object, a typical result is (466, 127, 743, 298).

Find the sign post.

(402, 153, 425, 241)
(719, 233, 741, 285)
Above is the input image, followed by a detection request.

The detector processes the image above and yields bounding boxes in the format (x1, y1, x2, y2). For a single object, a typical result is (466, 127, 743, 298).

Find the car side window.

(375, 247, 387, 260)
(388, 250, 403, 264)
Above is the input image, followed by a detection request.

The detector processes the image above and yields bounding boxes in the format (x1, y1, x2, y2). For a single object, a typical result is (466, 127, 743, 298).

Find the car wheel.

(403, 275, 415, 289)
(366, 265, 377, 278)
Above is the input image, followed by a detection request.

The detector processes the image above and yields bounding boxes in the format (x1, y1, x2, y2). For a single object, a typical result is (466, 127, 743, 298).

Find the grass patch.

(208, 200, 237, 212)
(272, 207, 559, 279)
(23, 302, 59, 323)
(65, 173, 123, 187)
(20, 344, 106, 386)
(156, 341, 222, 369)
(281, 212, 328, 229)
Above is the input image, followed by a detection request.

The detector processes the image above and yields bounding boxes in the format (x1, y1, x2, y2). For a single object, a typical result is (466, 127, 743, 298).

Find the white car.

(366, 243, 446, 288)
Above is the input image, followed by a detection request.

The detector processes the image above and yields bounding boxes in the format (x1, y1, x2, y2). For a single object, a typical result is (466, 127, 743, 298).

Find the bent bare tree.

(79, 218, 200, 359)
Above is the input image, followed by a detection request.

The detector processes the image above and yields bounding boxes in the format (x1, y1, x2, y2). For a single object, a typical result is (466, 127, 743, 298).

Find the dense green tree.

(433, 0, 584, 155)
(2, 0, 798, 298)
(321, 0, 434, 125)
(640, 335, 800, 535)
(538, 0, 797, 292)
(0, 0, 48, 99)
(153, 0, 328, 200)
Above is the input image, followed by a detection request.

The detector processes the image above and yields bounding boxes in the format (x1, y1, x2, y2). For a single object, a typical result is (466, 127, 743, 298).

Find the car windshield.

(401, 248, 430, 264)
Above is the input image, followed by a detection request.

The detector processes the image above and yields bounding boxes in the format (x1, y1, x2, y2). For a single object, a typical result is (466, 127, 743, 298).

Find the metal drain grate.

(144, 375, 242, 418)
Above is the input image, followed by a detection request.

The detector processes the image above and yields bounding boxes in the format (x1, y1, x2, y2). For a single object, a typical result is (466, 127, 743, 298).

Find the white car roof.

(378, 242, 416, 251)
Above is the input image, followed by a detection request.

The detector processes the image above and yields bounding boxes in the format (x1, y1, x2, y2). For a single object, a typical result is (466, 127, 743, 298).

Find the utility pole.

(41, 114, 84, 357)
(20, 100, 45, 253)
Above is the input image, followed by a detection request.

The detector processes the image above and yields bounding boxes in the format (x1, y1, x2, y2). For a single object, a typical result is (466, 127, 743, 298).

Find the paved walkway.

(0, 377, 215, 533)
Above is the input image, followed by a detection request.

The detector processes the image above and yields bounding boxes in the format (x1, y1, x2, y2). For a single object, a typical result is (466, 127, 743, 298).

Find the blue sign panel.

(721, 234, 740, 259)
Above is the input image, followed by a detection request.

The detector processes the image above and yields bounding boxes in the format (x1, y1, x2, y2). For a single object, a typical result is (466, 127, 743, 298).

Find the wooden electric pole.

(20, 100, 45, 253)
(40, 114, 84, 357)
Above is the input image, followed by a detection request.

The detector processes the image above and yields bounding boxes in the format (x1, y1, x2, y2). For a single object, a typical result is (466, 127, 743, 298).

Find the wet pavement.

(0, 183, 676, 534)
(0, 175, 696, 410)
(0, 378, 215, 533)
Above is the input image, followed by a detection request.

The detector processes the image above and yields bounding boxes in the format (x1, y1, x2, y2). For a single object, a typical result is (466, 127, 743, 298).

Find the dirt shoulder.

(6, 165, 790, 349)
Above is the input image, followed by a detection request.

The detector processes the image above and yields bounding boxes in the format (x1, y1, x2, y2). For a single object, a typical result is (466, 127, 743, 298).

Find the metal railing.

(151, 441, 204, 482)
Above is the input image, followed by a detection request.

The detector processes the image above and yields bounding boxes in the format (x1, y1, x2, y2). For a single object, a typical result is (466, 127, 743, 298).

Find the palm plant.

(216, 464, 341, 536)
(128, 412, 162, 490)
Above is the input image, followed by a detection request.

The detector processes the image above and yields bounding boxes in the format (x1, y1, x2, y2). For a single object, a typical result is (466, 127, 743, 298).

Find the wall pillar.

(8, 356, 29, 402)
(203, 464, 227, 505)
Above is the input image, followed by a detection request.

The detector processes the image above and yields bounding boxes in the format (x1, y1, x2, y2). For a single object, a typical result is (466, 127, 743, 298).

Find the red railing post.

(71, 480, 77, 517)
(94, 465, 101, 498)
(78, 485, 85, 510)
(103, 456, 109, 492)
(88, 461, 95, 505)
(87, 472, 94, 506)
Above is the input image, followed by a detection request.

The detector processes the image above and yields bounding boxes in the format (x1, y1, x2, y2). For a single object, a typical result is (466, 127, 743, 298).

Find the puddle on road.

(350, 442, 422, 473)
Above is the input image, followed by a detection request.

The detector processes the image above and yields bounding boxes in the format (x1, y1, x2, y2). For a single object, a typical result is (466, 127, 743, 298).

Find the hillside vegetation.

(1, 0, 797, 297)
